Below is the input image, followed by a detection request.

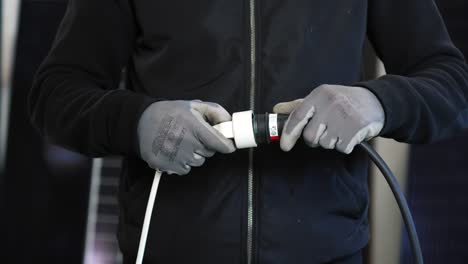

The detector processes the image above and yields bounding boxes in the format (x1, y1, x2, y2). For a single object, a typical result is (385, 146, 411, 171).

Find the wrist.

(353, 84, 387, 136)
(134, 98, 164, 158)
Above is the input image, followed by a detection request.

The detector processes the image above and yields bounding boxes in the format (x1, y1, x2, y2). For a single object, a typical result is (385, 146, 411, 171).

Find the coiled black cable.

(359, 142, 424, 264)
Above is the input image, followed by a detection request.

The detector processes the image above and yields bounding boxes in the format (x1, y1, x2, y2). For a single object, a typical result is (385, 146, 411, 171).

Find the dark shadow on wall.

(1, 0, 91, 263)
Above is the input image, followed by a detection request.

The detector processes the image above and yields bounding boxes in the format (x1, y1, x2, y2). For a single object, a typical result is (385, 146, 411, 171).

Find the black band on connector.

(253, 114, 269, 144)
(253, 113, 289, 145)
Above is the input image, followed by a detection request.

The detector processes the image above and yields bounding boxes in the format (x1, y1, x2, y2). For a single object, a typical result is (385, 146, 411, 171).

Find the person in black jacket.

(29, 0, 468, 263)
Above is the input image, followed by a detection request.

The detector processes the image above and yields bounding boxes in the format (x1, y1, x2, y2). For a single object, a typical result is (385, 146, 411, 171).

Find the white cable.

(136, 170, 163, 264)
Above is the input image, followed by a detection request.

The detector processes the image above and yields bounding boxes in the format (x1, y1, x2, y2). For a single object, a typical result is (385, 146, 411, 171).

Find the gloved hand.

(137, 100, 236, 175)
(273, 84, 385, 154)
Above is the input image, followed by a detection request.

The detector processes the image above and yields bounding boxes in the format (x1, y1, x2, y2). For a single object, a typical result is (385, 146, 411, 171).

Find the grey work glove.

(137, 100, 236, 175)
(273, 85, 385, 154)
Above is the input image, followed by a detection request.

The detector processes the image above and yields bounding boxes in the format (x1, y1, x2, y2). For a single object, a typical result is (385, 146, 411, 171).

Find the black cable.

(252, 113, 424, 263)
(358, 142, 424, 264)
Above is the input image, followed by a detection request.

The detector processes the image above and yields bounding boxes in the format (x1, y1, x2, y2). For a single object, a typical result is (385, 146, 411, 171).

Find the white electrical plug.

(213, 110, 258, 149)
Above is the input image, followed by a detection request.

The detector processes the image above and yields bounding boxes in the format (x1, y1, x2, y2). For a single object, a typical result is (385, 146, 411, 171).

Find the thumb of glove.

(273, 99, 304, 114)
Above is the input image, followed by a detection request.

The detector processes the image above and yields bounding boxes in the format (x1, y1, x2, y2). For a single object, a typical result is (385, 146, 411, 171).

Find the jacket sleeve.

(358, 0, 468, 143)
(28, 0, 157, 157)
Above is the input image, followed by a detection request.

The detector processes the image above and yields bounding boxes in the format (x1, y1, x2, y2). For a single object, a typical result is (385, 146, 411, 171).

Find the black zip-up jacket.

(29, 0, 468, 263)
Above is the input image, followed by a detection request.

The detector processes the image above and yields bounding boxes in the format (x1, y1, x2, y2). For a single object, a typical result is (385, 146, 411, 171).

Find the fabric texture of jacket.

(29, 0, 468, 263)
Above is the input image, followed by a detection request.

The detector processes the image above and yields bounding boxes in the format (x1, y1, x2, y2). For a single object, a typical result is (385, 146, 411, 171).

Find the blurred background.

(0, 0, 467, 263)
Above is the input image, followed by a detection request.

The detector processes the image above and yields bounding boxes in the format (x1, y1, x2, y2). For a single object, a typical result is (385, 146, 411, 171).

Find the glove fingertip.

(273, 103, 287, 114)
(273, 102, 297, 114)
(213, 108, 232, 123)
(343, 145, 354, 154)
(280, 137, 294, 152)
(214, 139, 236, 154)
(226, 142, 237, 153)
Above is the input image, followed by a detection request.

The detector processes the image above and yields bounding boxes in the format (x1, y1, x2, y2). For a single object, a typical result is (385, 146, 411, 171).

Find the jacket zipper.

(247, 0, 256, 262)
